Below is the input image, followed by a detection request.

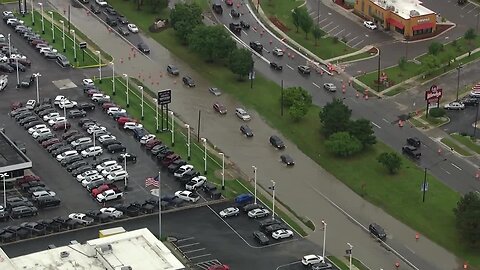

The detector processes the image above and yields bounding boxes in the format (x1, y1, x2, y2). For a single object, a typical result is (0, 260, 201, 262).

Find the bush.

(428, 42, 443, 55)
(333, 36, 339, 44)
(398, 57, 407, 70)
(429, 107, 446, 118)
(325, 132, 363, 157)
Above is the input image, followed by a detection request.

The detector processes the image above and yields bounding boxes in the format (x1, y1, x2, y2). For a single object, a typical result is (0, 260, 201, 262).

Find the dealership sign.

(425, 85, 442, 103)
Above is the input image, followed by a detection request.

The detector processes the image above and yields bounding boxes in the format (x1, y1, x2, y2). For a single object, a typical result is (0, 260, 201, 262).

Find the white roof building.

(0, 228, 185, 270)
(371, 0, 435, 19)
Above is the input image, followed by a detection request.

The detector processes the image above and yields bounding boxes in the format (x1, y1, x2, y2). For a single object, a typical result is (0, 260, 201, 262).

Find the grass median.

(451, 133, 480, 154)
(108, 1, 479, 266)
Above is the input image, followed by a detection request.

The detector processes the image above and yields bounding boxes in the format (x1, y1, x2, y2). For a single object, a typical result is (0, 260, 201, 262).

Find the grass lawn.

(328, 256, 348, 270)
(337, 51, 373, 63)
(351, 258, 370, 270)
(451, 133, 480, 154)
(358, 61, 423, 92)
(440, 138, 473, 156)
(421, 115, 449, 127)
(409, 117, 428, 129)
(107, 1, 480, 266)
(383, 85, 406, 97)
(260, 1, 356, 59)
(20, 11, 101, 67)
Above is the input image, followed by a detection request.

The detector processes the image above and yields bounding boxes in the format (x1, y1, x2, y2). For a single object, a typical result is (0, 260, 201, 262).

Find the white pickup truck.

(174, 190, 200, 203)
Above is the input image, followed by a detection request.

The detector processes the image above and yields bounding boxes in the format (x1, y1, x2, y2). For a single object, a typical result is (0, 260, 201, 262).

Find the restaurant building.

(354, 0, 437, 39)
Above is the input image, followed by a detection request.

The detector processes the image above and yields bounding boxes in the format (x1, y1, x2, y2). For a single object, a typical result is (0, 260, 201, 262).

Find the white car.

(43, 112, 60, 121)
(248, 208, 270, 219)
(106, 170, 129, 182)
(91, 93, 110, 102)
(140, 134, 156, 144)
(174, 190, 200, 203)
(56, 150, 79, 161)
(26, 100, 36, 109)
(53, 95, 66, 105)
(219, 207, 239, 218)
(235, 108, 251, 121)
(87, 125, 107, 134)
(100, 207, 123, 218)
(302, 255, 325, 266)
(59, 100, 77, 109)
(363, 21, 377, 30)
(71, 137, 92, 147)
(107, 107, 126, 116)
(31, 190, 56, 200)
(76, 170, 99, 182)
(174, 164, 194, 177)
(81, 146, 103, 157)
(470, 91, 480, 98)
(48, 116, 67, 126)
(127, 23, 139, 33)
(101, 164, 123, 176)
(272, 229, 293, 239)
(2, 11, 13, 17)
(81, 174, 104, 187)
(96, 189, 124, 203)
(95, 0, 108, 6)
(32, 128, 52, 139)
(185, 176, 207, 190)
(96, 160, 117, 171)
(68, 213, 94, 225)
(6, 18, 23, 26)
(123, 122, 143, 130)
(39, 47, 58, 55)
(28, 124, 48, 134)
(272, 48, 284, 56)
(9, 53, 27, 60)
(83, 78, 95, 86)
(98, 134, 116, 143)
(444, 102, 465, 110)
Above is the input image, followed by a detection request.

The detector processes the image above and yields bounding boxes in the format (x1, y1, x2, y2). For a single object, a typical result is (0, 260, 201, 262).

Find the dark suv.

(402, 145, 421, 159)
(11, 205, 38, 219)
(369, 223, 387, 241)
(249, 41, 263, 53)
(406, 137, 421, 148)
(269, 135, 285, 149)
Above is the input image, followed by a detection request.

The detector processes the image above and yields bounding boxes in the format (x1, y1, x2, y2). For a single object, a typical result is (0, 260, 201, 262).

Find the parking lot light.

(456, 65, 463, 101)
(70, 30, 77, 62)
(170, 111, 174, 147)
(110, 61, 115, 95)
(270, 180, 276, 221)
(62, 99, 67, 132)
(347, 243, 353, 270)
(139, 86, 144, 119)
(158, 171, 162, 239)
(48, 11, 54, 43)
(15, 57, 19, 87)
(33, 72, 41, 103)
(185, 124, 191, 160)
(38, 2, 44, 34)
(7, 34, 11, 57)
(31, 0, 34, 26)
(59, 20, 65, 52)
(92, 132, 96, 160)
(123, 74, 129, 107)
(321, 220, 327, 260)
(122, 154, 128, 190)
(252, 166, 257, 204)
(96, 51, 102, 83)
(220, 153, 225, 190)
(201, 137, 207, 175)
(0, 173, 9, 209)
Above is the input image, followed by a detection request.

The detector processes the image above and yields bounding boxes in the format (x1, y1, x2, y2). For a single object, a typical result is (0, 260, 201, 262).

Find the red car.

(145, 139, 161, 150)
(16, 175, 41, 186)
(10, 101, 23, 111)
(102, 103, 117, 111)
(41, 138, 60, 148)
(53, 122, 71, 131)
(162, 154, 180, 166)
(213, 103, 227, 115)
(87, 89, 100, 97)
(91, 184, 117, 198)
(117, 117, 137, 127)
(225, 0, 233, 6)
(208, 265, 230, 270)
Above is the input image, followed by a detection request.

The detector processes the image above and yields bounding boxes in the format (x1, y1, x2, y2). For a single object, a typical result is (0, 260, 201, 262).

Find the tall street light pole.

(347, 243, 353, 270)
(96, 51, 102, 83)
(157, 171, 162, 239)
(92, 131, 96, 160)
(123, 74, 129, 107)
(220, 152, 225, 190)
(1, 173, 8, 209)
(61, 99, 66, 131)
(252, 166, 257, 204)
(170, 111, 175, 146)
(31, 0, 34, 26)
(270, 180, 276, 220)
(7, 34, 11, 57)
(321, 220, 327, 260)
(15, 57, 19, 87)
(185, 124, 191, 160)
(39, 2, 44, 34)
(48, 11, 54, 43)
(456, 65, 463, 101)
(110, 61, 115, 95)
(139, 86, 144, 120)
(201, 138, 207, 174)
(33, 73, 41, 103)
(474, 103, 479, 139)
(59, 20, 65, 52)
(377, 49, 381, 92)
(123, 155, 128, 190)
(70, 30, 76, 62)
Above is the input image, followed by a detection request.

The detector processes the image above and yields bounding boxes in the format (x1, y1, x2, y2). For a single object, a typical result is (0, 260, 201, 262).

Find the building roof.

(0, 128, 31, 174)
(1, 228, 185, 270)
(371, 0, 435, 19)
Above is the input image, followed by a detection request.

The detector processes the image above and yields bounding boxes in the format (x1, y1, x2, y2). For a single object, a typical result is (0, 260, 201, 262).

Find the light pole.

(39, 2, 44, 34)
(185, 124, 191, 160)
(220, 152, 225, 190)
(7, 34, 11, 57)
(15, 57, 19, 87)
(92, 131, 96, 160)
(271, 180, 276, 220)
(474, 102, 479, 139)
(252, 166, 257, 204)
(96, 50, 102, 83)
(170, 111, 175, 146)
(1, 173, 8, 209)
(139, 86, 144, 119)
(456, 65, 463, 101)
(321, 220, 327, 260)
(62, 99, 66, 131)
(157, 171, 162, 239)
(31, 0, 34, 26)
(70, 30, 76, 62)
(110, 61, 115, 95)
(59, 20, 65, 52)
(33, 73, 41, 103)
(48, 11, 54, 43)
(201, 137, 207, 174)
(123, 74, 129, 108)
(122, 154, 128, 190)
(346, 243, 353, 270)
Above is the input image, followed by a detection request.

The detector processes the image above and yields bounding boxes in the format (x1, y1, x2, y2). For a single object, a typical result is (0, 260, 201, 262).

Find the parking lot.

(442, 105, 479, 136)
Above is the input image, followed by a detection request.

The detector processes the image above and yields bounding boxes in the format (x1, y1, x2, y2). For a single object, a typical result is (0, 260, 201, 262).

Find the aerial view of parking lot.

(0, 0, 480, 269)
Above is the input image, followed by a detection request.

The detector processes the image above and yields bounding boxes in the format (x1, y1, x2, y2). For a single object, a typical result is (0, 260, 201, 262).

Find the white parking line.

(321, 21, 333, 30)
(467, 7, 477, 14)
(382, 118, 390, 124)
(352, 39, 365, 47)
(319, 18, 328, 24)
(461, 3, 471, 9)
(333, 29, 345, 37)
(184, 248, 206, 254)
(189, 254, 212, 260)
(286, 64, 294, 70)
(441, 168, 451, 175)
(312, 82, 321, 88)
(177, 242, 200, 248)
(309, 11, 315, 16)
(346, 36, 359, 44)
(177, 237, 195, 242)
(344, 32, 351, 37)
(371, 121, 381, 129)
(242, 30, 248, 36)
(451, 163, 462, 171)
(327, 25, 339, 34)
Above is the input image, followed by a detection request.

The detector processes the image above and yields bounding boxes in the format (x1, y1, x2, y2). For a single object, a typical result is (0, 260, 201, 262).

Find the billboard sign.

(425, 85, 442, 103)
(157, 89, 172, 105)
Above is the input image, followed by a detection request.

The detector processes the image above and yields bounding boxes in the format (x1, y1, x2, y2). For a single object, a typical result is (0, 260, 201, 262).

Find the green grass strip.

(440, 138, 473, 156)
(451, 133, 480, 154)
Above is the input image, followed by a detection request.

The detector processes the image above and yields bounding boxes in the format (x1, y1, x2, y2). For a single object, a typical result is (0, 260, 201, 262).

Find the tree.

(170, 3, 203, 44)
(398, 57, 407, 70)
(325, 132, 363, 157)
(283, 87, 312, 108)
(377, 152, 402, 174)
(292, 8, 301, 33)
(145, 0, 165, 13)
(289, 101, 309, 121)
(229, 48, 253, 80)
(348, 119, 376, 148)
(428, 41, 443, 55)
(188, 25, 236, 62)
(319, 99, 352, 137)
(312, 25, 323, 46)
(298, 8, 313, 39)
(421, 55, 440, 75)
(464, 28, 476, 41)
(453, 192, 480, 248)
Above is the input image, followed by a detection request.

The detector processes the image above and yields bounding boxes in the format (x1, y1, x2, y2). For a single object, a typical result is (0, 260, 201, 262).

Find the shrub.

(429, 107, 446, 118)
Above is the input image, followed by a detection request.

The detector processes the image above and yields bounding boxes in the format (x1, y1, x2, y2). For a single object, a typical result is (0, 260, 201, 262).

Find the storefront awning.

(387, 18, 404, 30)
(412, 22, 434, 31)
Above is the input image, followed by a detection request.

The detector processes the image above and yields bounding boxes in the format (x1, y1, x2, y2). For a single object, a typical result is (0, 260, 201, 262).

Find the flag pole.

(158, 171, 161, 240)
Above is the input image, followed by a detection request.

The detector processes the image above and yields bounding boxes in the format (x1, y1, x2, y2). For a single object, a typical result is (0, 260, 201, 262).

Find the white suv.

(106, 170, 128, 182)
(56, 150, 79, 161)
(81, 146, 103, 157)
(101, 164, 123, 176)
(301, 255, 324, 266)
(235, 108, 251, 121)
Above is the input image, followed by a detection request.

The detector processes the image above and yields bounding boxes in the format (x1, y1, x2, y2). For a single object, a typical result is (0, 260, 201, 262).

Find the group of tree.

(283, 87, 312, 121)
(453, 192, 480, 249)
(377, 152, 402, 174)
(319, 99, 376, 157)
(170, 3, 253, 79)
(292, 7, 324, 44)
(134, 0, 167, 12)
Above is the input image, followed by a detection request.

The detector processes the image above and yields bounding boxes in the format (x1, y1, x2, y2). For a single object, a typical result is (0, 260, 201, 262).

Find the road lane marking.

(382, 118, 390, 124)
(371, 121, 381, 129)
(333, 29, 345, 37)
(184, 248, 206, 254)
(327, 25, 339, 34)
(312, 82, 321, 88)
(441, 168, 451, 175)
(451, 163, 462, 170)
(321, 21, 333, 29)
(286, 64, 294, 70)
(352, 39, 365, 47)
(276, 261, 301, 270)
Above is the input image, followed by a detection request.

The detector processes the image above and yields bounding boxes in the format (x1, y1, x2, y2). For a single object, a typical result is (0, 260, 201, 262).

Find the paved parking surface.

(442, 106, 480, 136)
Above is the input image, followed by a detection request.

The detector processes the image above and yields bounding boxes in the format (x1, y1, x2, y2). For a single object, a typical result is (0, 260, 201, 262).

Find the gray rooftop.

(0, 128, 31, 172)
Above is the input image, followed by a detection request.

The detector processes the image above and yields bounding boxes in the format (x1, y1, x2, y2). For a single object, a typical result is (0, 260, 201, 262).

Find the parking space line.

(286, 64, 294, 70)
(451, 163, 462, 171)
(183, 248, 206, 254)
(461, 3, 471, 9)
(319, 18, 328, 24)
(371, 121, 381, 129)
(441, 168, 451, 175)
(188, 253, 212, 260)
(467, 7, 477, 14)
(333, 29, 345, 37)
(177, 242, 200, 248)
(321, 21, 333, 30)
(242, 30, 248, 36)
(345, 32, 351, 37)
(346, 36, 359, 44)
(352, 39, 365, 47)
(312, 82, 321, 88)
(326, 25, 339, 34)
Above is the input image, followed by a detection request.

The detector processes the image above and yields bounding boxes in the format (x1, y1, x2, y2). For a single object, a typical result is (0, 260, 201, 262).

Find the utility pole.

(377, 49, 381, 92)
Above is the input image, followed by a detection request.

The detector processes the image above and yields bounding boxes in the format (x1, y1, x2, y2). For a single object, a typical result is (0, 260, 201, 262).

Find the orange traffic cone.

(415, 232, 420, 241)
(395, 262, 400, 269)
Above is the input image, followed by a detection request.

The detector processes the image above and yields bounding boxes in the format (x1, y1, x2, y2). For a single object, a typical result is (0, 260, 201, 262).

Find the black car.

(67, 109, 87, 118)
(118, 26, 129, 36)
(71, 165, 93, 177)
(406, 137, 421, 148)
(369, 223, 387, 241)
(259, 218, 281, 230)
(269, 135, 285, 149)
(53, 216, 81, 230)
(249, 41, 263, 53)
(34, 103, 53, 113)
(4, 225, 30, 239)
(112, 111, 128, 120)
(253, 231, 269, 245)
(243, 203, 262, 212)
(107, 144, 126, 153)
(270, 62, 283, 71)
(0, 63, 16, 73)
(62, 129, 79, 140)
(178, 170, 200, 184)
(240, 20, 250, 29)
(202, 182, 217, 195)
(114, 203, 141, 217)
(105, 7, 117, 15)
(156, 149, 174, 161)
(117, 14, 128, 24)
(24, 120, 43, 129)
(90, 4, 101, 14)
(35, 196, 61, 209)
(461, 97, 479, 106)
(240, 125, 254, 137)
(66, 160, 89, 172)
(402, 145, 421, 159)
(137, 43, 150, 54)
(20, 222, 46, 235)
(101, 139, 121, 147)
(38, 219, 62, 232)
(182, 76, 195, 87)
(51, 146, 73, 156)
(167, 65, 179, 75)
(280, 154, 295, 166)
(92, 157, 113, 167)
(10, 206, 38, 219)
(46, 143, 65, 153)
(117, 153, 137, 163)
(67, 134, 85, 144)
(38, 108, 56, 117)
(85, 210, 111, 223)
(6, 196, 33, 209)
(19, 116, 39, 126)
(75, 142, 94, 152)
(230, 9, 240, 18)
(167, 159, 187, 173)
(20, 181, 45, 192)
(8, 61, 26, 72)
(78, 118, 96, 127)
(37, 134, 55, 143)
(61, 155, 83, 167)
(151, 144, 168, 155)
(15, 111, 33, 121)
(263, 223, 288, 234)
(229, 22, 242, 34)
(77, 102, 96, 111)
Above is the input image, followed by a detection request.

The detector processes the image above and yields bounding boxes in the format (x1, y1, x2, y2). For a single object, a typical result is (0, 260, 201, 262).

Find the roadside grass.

(450, 133, 480, 154)
(260, 1, 356, 59)
(409, 117, 428, 129)
(358, 62, 423, 92)
(351, 258, 370, 270)
(440, 138, 473, 156)
(108, 2, 480, 266)
(327, 256, 349, 270)
(337, 51, 374, 63)
(420, 115, 449, 127)
(383, 85, 406, 97)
